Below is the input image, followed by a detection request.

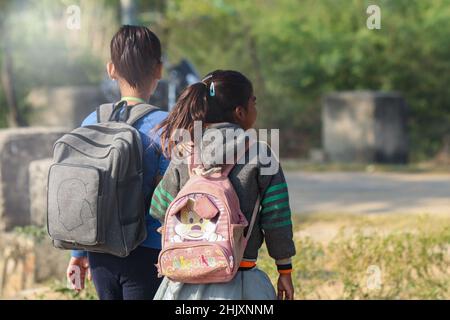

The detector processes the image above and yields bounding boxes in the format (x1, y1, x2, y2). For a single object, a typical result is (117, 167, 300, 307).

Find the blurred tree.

(0, 0, 26, 127)
(0, 0, 118, 127)
(0, 0, 449, 161)
(120, 0, 137, 25)
(161, 0, 450, 160)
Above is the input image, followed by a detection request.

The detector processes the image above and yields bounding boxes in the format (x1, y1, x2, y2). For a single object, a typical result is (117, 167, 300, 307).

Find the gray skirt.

(154, 268, 277, 300)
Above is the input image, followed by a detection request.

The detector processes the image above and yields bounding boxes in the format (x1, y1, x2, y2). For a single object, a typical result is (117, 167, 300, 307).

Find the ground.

(10, 169, 450, 300)
(287, 171, 450, 215)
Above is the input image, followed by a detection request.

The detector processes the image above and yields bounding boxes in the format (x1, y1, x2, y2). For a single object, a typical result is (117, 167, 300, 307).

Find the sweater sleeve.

(149, 161, 181, 223)
(257, 147, 296, 265)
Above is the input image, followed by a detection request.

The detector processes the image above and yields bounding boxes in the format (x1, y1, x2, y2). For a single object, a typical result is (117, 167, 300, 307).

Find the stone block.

(26, 86, 105, 129)
(0, 231, 68, 298)
(322, 91, 408, 163)
(29, 159, 53, 227)
(0, 128, 67, 230)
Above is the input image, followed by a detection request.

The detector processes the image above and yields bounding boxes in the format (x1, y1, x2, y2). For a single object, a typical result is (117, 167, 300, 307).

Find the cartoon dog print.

(171, 198, 224, 242)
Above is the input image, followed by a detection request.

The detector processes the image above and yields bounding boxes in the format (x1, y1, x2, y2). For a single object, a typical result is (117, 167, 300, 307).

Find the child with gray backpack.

(47, 25, 169, 299)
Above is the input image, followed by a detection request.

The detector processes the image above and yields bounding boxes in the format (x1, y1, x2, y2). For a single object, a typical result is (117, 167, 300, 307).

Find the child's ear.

(233, 106, 247, 123)
(106, 61, 116, 80)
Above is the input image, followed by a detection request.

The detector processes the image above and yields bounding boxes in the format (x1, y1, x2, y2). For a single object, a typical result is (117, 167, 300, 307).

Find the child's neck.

(119, 86, 151, 105)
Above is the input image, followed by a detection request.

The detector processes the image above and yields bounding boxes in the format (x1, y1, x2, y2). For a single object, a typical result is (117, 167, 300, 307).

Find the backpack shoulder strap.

(126, 103, 161, 126)
(96, 103, 160, 125)
(245, 195, 261, 240)
(96, 103, 115, 123)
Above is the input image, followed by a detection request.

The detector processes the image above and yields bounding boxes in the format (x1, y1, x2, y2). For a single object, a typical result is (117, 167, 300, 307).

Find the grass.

(44, 213, 450, 300)
(50, 279, 98, 300)
(13, 225, 47, 243)
(258, 213, 450, 299)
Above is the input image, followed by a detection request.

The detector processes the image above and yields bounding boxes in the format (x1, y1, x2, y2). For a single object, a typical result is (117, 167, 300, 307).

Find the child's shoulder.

(134, 109, 168, 128)
(81, 110, 97, 126)
(81, 108, 168, 127)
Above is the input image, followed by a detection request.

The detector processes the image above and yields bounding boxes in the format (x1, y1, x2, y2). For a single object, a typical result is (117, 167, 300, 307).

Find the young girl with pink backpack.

(149, 70, 296, 300)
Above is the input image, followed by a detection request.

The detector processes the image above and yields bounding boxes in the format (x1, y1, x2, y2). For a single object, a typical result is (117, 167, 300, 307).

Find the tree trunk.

(1, 43, 25, 127)
(247, 33, 267, 94)
(120, 0, 137, 25)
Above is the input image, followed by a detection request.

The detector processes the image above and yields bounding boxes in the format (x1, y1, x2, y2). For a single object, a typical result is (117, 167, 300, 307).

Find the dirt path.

(285, 172, 450, 215)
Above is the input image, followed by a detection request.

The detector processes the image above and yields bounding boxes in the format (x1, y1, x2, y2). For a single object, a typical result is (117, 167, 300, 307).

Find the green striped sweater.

(149, 123, 296, 266)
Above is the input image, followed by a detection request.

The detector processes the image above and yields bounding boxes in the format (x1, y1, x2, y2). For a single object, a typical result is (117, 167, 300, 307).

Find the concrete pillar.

(0, 232, 68, 298)
(322, 91, 408, 163)
(26, 86, 105, 129)
(0, 128, 67, 230)
(29, 159, 53, 227)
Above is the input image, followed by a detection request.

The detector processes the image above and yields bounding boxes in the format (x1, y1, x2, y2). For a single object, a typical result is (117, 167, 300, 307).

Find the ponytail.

(158, 82, 209, 158)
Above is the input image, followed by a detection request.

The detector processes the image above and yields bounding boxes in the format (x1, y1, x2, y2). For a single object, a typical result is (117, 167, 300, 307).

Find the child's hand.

(67, 257, 91, 292)
(277, 273, 294, 300)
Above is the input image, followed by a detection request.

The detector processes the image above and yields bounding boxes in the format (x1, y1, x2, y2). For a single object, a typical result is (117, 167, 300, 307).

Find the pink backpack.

(157, 146, 260, 284)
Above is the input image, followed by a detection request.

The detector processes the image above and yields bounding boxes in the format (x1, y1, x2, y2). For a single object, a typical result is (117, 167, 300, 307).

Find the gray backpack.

(47, 102, 160, 257)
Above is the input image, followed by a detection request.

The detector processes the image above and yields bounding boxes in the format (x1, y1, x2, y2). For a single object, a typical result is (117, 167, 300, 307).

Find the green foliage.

(0, 0, 118, 127)
(329, 226, 450, 299)
(1, 0, 449, 159)
(51, 279, 98, 300)
(163, 0, 450, 159)
(8, 0, 117, 87)
(258, 215, 450, 299)
(14, 225, 47, 243)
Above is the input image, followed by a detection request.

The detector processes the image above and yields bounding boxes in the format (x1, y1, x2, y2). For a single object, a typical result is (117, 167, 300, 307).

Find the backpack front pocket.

(47, 163, 102, 246)
(158, 243, 233, 283)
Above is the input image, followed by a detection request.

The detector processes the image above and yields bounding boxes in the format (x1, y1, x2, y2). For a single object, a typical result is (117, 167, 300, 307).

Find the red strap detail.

(239, 261, 256, 268)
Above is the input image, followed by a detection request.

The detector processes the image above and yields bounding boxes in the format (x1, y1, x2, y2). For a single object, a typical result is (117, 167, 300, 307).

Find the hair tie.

(209, 82, 215, 97)
(201, 75, 215, 97)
